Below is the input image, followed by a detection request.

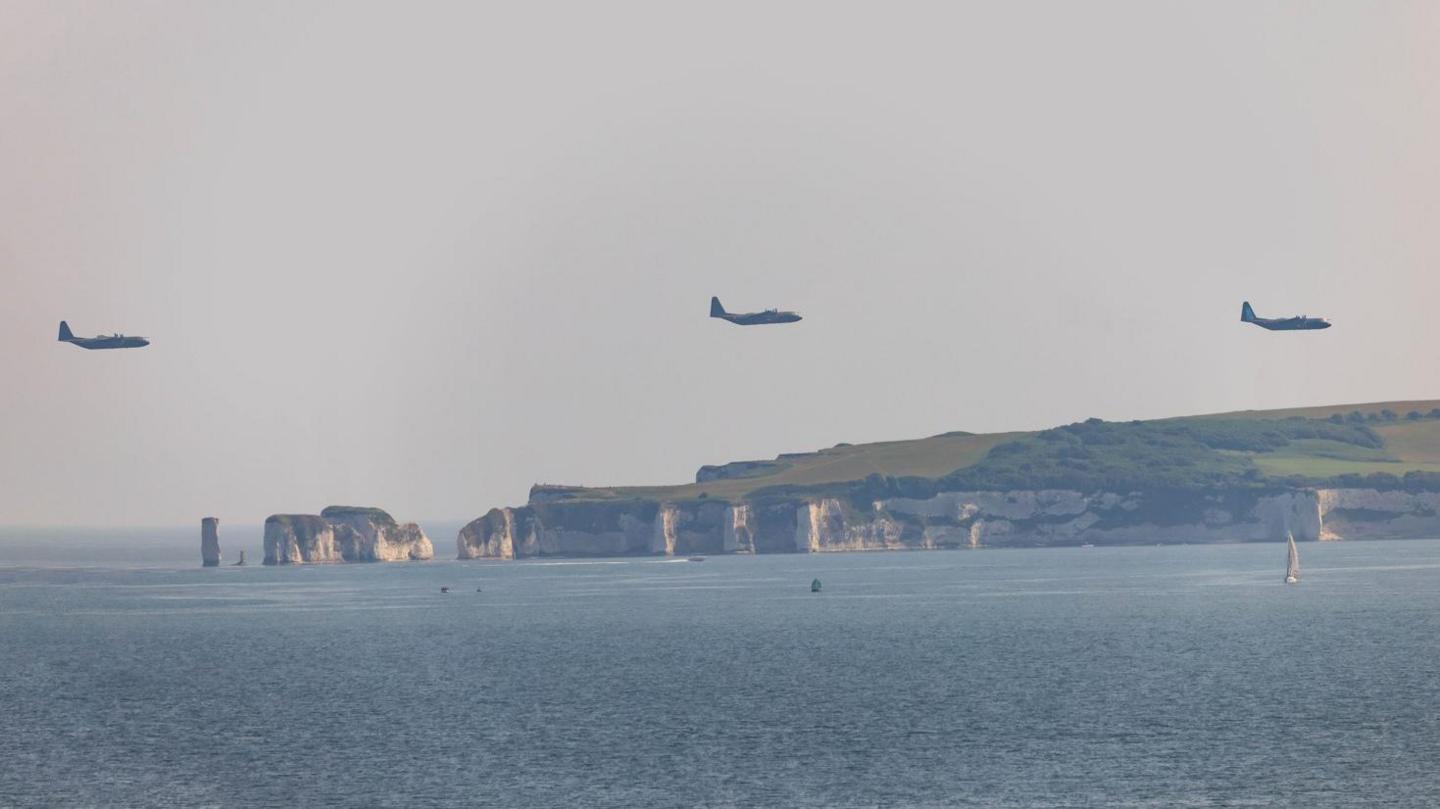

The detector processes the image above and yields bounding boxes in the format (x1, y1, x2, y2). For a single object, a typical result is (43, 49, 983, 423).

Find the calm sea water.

(2, 533, 1438, 808)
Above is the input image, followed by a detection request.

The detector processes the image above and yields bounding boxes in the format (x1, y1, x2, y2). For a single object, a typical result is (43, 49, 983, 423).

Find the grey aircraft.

(58, 321, 150, 349)
(1240, 301, 1331, 331)
(709, 296, 802, 326)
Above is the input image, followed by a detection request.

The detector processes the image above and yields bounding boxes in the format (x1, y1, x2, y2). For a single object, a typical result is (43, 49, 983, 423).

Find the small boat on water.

(810, 578, 822, 593)
(1079, 543, 1095, 549)
(440, 586, 451, 594)
(687, 556, 706, 562)
(1284, 532, 1301, 584)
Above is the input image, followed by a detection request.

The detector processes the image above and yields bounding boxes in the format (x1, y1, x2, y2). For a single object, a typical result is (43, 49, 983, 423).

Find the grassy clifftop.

(319, 505, 399, 526)
(536, 399, 1440, 504)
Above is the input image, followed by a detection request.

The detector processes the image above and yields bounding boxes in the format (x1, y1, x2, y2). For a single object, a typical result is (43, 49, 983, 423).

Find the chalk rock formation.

(723, 504, 757, 553)
(263, 506, 432, 564)
(263, 515, 338, 565)
(456, 507, 540, 559)
(1316, 488, 1440, 540)
(457, 501, 656, 559)
(320, 506, 434, 561)
(871, 489, 1322, 548)
(459, 500, 773, 559)
(201, 517, 221, 567)
(795, 498, 908, 552)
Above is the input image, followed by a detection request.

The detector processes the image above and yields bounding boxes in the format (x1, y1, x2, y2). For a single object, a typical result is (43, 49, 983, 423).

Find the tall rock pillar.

(201, 517, 221, 567)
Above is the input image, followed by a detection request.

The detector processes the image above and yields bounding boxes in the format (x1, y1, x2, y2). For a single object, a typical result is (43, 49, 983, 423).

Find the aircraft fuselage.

(67, 335, 151, 349)
(1246, 316, 1331, 331)
(715, 311, 803, 326)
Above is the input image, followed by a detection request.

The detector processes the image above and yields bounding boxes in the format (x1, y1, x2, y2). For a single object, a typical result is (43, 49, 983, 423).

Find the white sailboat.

(1284, 532, 1300, 584)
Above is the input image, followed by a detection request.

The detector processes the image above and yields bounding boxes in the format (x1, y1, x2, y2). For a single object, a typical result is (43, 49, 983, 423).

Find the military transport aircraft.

(58, 321, 150, 349)
(1240, 302, 1331, 331)
(709, 297, 802, 326)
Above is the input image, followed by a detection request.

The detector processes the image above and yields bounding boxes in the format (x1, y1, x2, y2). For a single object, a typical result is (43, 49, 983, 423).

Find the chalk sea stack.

(201, 517, 221, 567)
(263, 506, 433, 565)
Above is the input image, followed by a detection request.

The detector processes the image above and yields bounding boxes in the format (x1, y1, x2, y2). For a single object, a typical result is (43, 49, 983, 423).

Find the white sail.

(1284, 533, 1300, 584)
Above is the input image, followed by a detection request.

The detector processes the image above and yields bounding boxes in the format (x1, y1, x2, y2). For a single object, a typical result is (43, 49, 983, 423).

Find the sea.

(2, 528, 1438, 808)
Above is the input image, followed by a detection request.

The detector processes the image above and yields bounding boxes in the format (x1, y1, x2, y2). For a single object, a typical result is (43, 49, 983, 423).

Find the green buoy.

(811, 578, 822, 593)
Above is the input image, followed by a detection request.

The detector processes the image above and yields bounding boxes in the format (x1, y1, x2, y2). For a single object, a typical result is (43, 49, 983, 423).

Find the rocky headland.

(263, 506, 433, 565)
(458, 401, 1440, 559)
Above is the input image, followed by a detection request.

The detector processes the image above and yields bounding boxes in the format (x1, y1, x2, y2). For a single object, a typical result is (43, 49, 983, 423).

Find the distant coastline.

(458, 399, 1440, 560)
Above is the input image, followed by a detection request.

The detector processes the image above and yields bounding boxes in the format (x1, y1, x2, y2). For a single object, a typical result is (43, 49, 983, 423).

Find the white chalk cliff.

(457, 486, 1438, 559)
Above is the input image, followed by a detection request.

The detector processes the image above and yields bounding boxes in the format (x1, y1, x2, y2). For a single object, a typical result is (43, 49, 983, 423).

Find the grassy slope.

(567, 432, 1024, 501)
(1248, 423, 1440, 476)
(1200, 401, 1440, 477)
(552, 400, 1440, 502)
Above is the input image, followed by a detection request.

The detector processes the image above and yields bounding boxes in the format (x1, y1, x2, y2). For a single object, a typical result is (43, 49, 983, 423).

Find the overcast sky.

(2, 0, 1438, 527)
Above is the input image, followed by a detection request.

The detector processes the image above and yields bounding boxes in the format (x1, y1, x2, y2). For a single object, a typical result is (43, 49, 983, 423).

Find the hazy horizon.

(4, 1, 1439, 527)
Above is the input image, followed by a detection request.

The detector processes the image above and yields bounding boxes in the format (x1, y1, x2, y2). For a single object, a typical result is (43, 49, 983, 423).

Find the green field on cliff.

(541, 399, 1440, 503)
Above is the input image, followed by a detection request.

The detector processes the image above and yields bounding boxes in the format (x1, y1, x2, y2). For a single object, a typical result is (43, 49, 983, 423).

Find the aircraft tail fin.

(58, 321, 75, 342)
(1241, 302, 1256, 323)
(710, 297, 725, 317)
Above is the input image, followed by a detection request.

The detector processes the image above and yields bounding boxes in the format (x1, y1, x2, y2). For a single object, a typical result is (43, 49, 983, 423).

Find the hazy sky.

(2, 1, 1438, 527)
